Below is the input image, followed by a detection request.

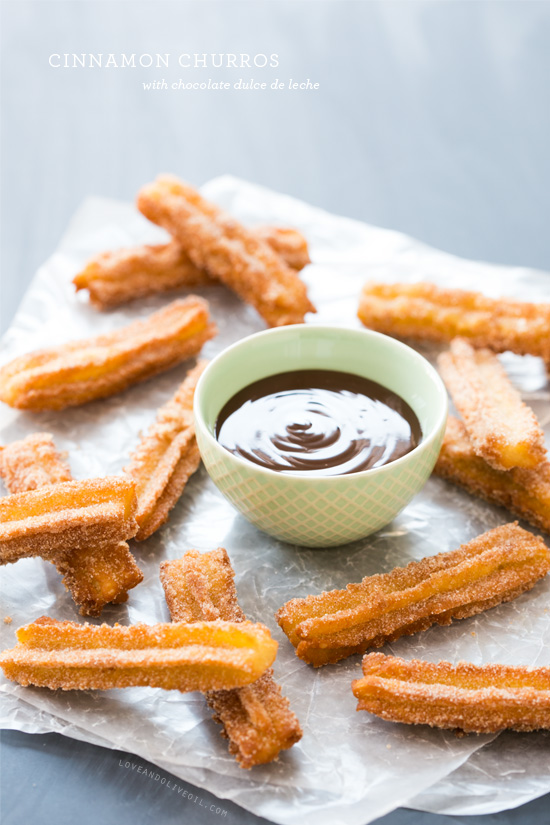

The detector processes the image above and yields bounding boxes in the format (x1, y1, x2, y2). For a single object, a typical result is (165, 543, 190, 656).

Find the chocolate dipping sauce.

(215, 370, 421, 476)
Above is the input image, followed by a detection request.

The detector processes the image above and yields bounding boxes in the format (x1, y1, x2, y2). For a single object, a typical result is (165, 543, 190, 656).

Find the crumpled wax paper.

(1, 176, 549, 825)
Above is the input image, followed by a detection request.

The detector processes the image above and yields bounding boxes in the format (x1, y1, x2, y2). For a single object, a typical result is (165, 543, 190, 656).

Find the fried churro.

(137, 175, 315, 327)
(0, 434, 142, 615)
(0, 615, 278, 692)
(0, 476, 138, 564)
(352, 653, 550, 733)
(276, 524, 550, 666)
(434, 416, 550, 533)
(438, 338, 547, 470)
(73, 225, 310, 311)
(161, 549, 302, 768)
(358, 282, 550, 361)
(0, 297, 216, 411)
(125, 361, 206, 540)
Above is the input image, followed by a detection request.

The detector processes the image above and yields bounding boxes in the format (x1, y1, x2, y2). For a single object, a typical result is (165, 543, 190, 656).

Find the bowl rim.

(194, 324, 448, 483)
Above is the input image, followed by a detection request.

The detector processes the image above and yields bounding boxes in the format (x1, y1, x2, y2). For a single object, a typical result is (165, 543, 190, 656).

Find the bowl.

(194, 325, 448, 547)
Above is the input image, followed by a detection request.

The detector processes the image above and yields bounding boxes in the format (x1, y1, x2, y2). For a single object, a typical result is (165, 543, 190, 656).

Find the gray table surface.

(1, 2, 550, 824)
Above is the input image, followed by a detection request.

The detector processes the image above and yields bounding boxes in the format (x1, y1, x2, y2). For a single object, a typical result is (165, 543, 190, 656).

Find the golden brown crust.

(0, 616, 278, 692)
(0, 477, 138, 564)
(438, 338, 547, 470)
(73, 225, 310, 311)
(434, 416, 550, 533)
(358, 282, 550, 361)
(124, 361, 206, 540)
(352, 653, 550, 733)
(0, 433, 142, 616)
(0, 297, 217, 411)
(160, 549, 302, 768)
(276, 524, 550, 666)
(74, 242, 215, 309)
(137, 175, 315, 327)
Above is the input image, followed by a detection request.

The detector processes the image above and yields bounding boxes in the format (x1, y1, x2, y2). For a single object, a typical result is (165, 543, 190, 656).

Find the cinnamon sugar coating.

(434, 416, 550, 533)
(137, 175, 315, 327)
(160, 548, 302, 768)
(438, 338, 547, 470)
(0, 476, 138, 564)
(73, 225, 310, 311)
(0, 615, 278, 692)
(0, 297, 216, 411)
(352, 653, 550, 733)
(276, 524, 550, 666)
(124, 360, 205, 540)
(358, 282, 550, 361)
(0, 433, 142, 615)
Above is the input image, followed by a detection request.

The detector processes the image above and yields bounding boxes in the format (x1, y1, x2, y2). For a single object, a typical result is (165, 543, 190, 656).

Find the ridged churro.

(0, 297, 216, 411)
(160, 548, 302, 768)
(137, 175, 315, 327)
(352, 653, 550, 733)
(125, 361, 206, 540)
(276, 524, 550, 666)
(0, 615, 278, 692)
(434, 416, 550, 533)
(438, 338, 547, 470)
(0, 476, 138, 564)
(0, 434, 142, 615)
(358, 282, 550, 361)
(74, 225, 310, 311)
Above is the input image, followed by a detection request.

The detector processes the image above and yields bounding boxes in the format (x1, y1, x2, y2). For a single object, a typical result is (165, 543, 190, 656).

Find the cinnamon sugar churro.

(0, 434, 142, 615)
(276, 524, 550, 666)
(434, 416, 550, 533)
(125, 361, 206, 540)
(73, 225, 310, 311)
(352, 653, 550, 733)
(0, 297, 216, 411)
(358, 282, 550, 361)
(161, 548, 302, 768)
(137, 175, 315, 327)
(0, 615, 278, 692)
(438, 338, 547, 470)
(0, 476, 138, 564)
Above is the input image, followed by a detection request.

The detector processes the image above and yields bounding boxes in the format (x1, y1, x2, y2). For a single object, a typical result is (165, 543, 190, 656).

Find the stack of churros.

(0, 434, 142, 616)
(136, 175, 315, 326)
(73, 225, 310, 311)
(160, 548, 302, 768)
(73, 174, 314, 326)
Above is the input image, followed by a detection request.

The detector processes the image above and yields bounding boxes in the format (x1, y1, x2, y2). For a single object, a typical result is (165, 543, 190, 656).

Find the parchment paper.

(1, 176, 549, 824)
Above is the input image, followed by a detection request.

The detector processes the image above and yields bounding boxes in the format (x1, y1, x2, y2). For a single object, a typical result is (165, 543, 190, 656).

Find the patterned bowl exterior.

(194, 325, 448, 548)
(196, 426, 444, 547)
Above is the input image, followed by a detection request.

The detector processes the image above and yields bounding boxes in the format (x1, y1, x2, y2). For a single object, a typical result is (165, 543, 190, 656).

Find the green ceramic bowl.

(194, 325, 448, 547)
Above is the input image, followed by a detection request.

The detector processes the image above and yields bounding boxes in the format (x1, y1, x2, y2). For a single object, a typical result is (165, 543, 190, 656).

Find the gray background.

(1, 2, 550, 824)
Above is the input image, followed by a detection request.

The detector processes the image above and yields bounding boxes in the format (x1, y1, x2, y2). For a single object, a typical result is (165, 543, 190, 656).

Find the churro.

(0, 615, 278, 692)
(438, 338, 547, 470)
(358, 282, 550, 361)
(137, 175, 315, 327)
(0, 476, 138, 564)
(0, 297, 216, 411)
(434, 416, 550, 533)
(161, 548, 302, 768)
(352, 653, 550, 733)
(125, 361, 206, 540)
(276, 524, 550, 666)
(74, 225, 310, 311)
(0, 433, 142, 615)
